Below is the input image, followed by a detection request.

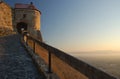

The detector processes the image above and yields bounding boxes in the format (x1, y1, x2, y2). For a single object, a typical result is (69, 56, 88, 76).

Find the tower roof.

(15, 2, 41, 14)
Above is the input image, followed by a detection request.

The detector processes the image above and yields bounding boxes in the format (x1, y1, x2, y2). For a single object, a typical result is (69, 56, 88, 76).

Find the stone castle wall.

(14, 9, 35, 31)
(23, 35, 117, 79)
(14, 9, 41, 30)
(34, 10, 40, 30)
(0, 2, 13, 31)
(0, 2, 42, 40)
(38, 42, 116, 79)
(14, 9, 42, 40)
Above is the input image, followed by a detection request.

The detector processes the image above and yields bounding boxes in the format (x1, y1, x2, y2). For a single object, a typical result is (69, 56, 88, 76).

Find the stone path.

(0, 34, 45, 79)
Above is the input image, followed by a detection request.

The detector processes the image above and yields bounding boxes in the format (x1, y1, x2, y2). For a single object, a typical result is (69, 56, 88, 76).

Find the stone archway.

(16, 22, 28, 33)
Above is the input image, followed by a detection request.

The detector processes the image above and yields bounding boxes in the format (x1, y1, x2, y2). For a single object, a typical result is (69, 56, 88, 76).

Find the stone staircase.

(0, 34, 45, 79)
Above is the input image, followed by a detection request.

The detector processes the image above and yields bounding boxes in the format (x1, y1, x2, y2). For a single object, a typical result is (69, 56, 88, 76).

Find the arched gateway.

(16, 22, 27, 33)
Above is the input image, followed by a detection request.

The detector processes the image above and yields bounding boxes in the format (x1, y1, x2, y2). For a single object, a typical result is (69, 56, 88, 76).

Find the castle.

(0, 1, 42, 41)
(0, 1, 118, 79)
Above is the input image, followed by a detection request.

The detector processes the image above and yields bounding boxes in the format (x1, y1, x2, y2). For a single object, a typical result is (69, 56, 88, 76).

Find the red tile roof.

(15, 3, 41, 14)
(15, 3, 37, 9)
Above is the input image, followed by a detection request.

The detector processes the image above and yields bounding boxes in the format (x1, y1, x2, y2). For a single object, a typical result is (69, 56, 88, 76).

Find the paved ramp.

(0, 34, 45, 79)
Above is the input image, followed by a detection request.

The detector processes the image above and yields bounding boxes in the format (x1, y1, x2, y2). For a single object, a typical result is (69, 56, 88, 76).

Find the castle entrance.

(17, 22, 28, 33)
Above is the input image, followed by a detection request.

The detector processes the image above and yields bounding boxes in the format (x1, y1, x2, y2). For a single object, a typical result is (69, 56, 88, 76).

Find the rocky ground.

(0, 34, 45, 79)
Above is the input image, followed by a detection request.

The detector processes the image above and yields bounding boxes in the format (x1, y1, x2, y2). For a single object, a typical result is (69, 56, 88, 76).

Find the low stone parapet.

(21, 34, 117, 79)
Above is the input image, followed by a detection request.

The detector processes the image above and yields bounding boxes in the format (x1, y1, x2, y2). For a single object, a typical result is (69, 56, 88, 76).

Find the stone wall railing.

(22, 34, 117, 79)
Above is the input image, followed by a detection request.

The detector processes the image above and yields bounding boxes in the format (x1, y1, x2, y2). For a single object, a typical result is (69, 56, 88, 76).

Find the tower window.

(23, 14, 27, 18)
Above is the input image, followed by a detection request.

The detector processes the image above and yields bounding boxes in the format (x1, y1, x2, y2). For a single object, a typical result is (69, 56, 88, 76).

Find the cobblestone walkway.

(0, 34, 45, 79)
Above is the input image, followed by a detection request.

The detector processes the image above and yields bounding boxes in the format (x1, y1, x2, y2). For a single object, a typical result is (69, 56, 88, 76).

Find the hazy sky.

(5, 0, 120, 52)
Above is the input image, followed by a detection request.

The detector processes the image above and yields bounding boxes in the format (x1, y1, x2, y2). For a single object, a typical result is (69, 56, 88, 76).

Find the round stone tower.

(14, 2, 42, 41)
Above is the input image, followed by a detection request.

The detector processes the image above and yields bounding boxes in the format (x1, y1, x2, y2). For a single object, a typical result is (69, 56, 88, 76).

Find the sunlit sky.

(5, 0, 120, 52)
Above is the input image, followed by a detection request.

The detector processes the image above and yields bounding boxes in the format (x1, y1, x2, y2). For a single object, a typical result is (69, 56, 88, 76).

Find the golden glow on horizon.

(59, 40, 120, 52)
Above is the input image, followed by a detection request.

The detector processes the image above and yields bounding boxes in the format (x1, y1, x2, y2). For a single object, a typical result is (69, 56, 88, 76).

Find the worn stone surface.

(0, 34, 45, 79)
(0, 2, 13, 30)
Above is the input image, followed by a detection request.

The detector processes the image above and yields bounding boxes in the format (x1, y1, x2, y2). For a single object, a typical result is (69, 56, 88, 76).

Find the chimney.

(30, 2, 33, 5)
